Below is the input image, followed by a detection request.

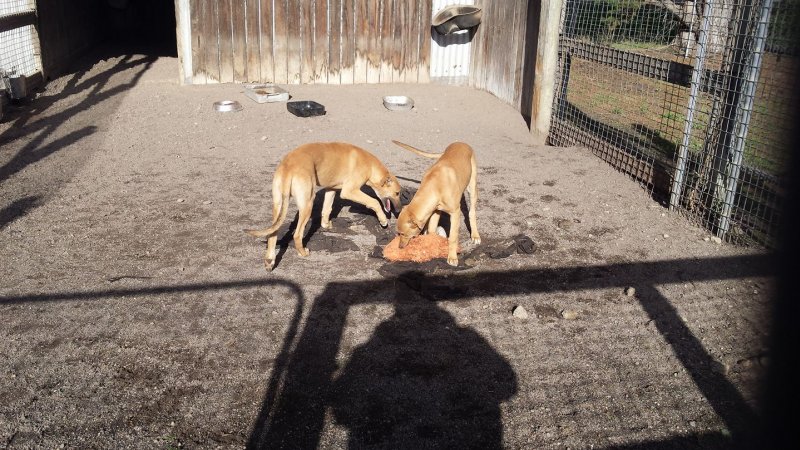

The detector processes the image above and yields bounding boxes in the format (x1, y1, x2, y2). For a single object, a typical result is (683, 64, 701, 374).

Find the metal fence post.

(717, 0, 776, 237)
(670, 0, 714, 211)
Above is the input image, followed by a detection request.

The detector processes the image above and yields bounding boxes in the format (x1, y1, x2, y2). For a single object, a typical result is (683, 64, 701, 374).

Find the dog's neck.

(408, 192, 440, 223)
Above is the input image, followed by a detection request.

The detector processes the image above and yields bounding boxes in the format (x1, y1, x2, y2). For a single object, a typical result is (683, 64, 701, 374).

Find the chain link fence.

(550, 0, 798, 247)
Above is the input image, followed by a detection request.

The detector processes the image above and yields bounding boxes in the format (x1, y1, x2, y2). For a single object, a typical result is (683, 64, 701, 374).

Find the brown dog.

(245, 142, 402, 270)
(393, 140, 480, 266)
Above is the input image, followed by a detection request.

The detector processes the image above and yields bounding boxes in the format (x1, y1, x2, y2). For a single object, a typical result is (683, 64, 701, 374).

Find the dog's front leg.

(446, 209, 461, 266)
(340, 186, 388, 227)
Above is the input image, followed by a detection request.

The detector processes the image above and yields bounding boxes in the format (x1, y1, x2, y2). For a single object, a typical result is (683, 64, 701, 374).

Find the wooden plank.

(258, 0, 275, 83)
(0, 10, 36, 33)
(562, 39, 717, 90)
(273, 0, 289, 83)
(379, 0, 393, 83)
(217, 0, 235, 83)
(189, 0, 207, 83)
(287, 0, 302, 83)
(417, 0, 431, 83)
(404, 0, 419, 83)
(366, 0, 381, 83)
(300, 0, 314, 83)
(353, 0, 369, 84)
(313, 0, 329, 83)
(512, 0, 526, 109)
(341, 0, 355, 84)
(231, 0, 248, 82)
(204, 0, 221, 82)
(245, 0, 261, 82)
(392, 0, 404, 82)
(328, 0, 342, 84)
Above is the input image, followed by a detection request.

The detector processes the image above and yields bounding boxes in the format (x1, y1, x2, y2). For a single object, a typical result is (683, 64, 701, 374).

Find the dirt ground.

(0, 49, 776, 449)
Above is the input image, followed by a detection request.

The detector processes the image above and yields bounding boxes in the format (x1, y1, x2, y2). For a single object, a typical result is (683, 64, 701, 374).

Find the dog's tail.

(244, 174, 292, 238)
(391, 140, 442, 159)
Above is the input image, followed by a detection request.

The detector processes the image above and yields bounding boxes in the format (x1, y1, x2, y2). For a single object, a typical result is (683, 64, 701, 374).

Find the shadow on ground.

(1, 253, 773, 449)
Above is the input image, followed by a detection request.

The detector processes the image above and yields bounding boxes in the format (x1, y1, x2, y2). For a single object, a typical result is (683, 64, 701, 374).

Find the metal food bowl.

(383, 95, 414, 112)
(432, 5, 482, 35)
(213, 100, 243, 112)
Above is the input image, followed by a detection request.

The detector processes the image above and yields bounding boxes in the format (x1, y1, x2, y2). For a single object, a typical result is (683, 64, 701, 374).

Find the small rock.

(625, 286, 636, 296)
(711, 361, 729, 375)
(260, 136, 267, 141)
(512, 305, 529, 319)
(176, 198, 185, 203)
(366, 139, 374, 144)
(663, 233, 669, 238)
(464, 257, 478, 267)
(203, 200, 212, 205)
(703, 237, 710, 241)
(689, 420, 697, 427)
(710, 236, 722, 244)
(560, 309, 578, 320)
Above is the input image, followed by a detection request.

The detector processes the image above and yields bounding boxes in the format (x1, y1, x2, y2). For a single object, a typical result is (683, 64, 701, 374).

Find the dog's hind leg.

(292, 181, 314, 257)
(320, 189, 336, 229)
(265, 199, 281, 270)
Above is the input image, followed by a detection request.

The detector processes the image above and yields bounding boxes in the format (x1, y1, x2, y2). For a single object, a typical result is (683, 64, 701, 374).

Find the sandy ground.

(0, 49, 776, 449)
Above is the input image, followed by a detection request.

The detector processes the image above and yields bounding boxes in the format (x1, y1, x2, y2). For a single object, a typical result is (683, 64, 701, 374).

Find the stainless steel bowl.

(383, 95, 414, 112)
(213, 100, 243, 112)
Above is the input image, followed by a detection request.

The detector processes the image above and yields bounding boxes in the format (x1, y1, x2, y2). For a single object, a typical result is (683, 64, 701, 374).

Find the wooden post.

(530, 0, 563, 144)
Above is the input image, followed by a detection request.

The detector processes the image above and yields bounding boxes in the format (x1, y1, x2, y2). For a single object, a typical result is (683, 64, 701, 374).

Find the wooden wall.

(188, 0, 432, 84)
(37, 0, 103, 78)
(467, 0, 530, 110)
(185, 0, 534, 112)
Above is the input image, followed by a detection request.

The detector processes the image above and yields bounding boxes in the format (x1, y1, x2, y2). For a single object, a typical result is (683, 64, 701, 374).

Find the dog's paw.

(321, 220, 332, 229)
(380, 220, 389, 228)
(447, 256, 459, 266)
(265, 259, 276, 271)
(471, 235, 482, 245)
(298, 248, 310, 257)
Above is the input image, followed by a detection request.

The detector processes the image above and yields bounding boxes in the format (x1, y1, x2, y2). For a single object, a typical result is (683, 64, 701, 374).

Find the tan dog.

(393, 140, 480, 266)
(245, 142, 402, 270)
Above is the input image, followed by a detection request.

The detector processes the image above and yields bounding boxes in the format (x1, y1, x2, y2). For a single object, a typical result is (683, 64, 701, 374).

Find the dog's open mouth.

(383, 198, 392, 213)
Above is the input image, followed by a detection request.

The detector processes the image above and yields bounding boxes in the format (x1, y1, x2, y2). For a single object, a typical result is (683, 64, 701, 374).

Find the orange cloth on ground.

(383, 234, 461, 262)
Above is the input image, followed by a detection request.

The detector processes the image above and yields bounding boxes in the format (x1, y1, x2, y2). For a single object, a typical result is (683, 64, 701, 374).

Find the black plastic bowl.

(287, 100, 326, 117)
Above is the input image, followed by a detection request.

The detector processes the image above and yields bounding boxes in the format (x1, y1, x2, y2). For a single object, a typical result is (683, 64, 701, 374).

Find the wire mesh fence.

(1, 0, 40, 86)
(550, 0, 798, 247)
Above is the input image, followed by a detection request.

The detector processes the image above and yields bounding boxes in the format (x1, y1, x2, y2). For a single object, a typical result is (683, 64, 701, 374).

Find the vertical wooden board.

(231, 1, 248, 82)
(379, 0, 393, 83)
(207, 0, 223, 82)
(287, 0, 302, 83)
(300, 0, 314, 83)
(273, 0, 289, 83)
(245, 0, 261, 82)
(340, 0, 355, 84)
(404, 0, 419, 83)
(512, 0, 527, 109)
(366, 0, 381, 83)
(189, 0, 207, 83)
(328, 0, 341, 84)
(392, 0, 403, 82)
(354, 0, 369, 83)
(217, 0, 235, 83)
(258, 0, 275, 83)
(417, 0, 432, 83)
(313, 0, 328, 83)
